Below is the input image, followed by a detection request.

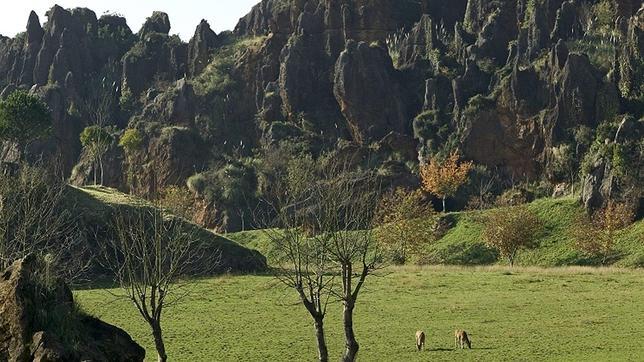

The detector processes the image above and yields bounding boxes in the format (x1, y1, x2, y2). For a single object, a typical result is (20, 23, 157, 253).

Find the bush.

(157, 186, 196, 220)
(495, 187, 534, 207)
(482, 206, 543, 266)
(119, 128, 143, 152)
(374, 188, 436, 264)
(572, 201, 635, 265)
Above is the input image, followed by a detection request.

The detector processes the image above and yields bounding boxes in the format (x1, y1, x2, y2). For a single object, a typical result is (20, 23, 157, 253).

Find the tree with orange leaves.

(420, 152, 473, 212)
(572, 201, 635, 265)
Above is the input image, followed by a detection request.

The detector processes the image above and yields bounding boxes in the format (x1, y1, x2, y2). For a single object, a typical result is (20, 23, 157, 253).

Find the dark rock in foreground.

(0, 255, 145, 362)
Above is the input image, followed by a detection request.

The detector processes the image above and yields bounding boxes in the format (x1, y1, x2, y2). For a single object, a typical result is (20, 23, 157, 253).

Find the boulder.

(0, 255, 145, 362)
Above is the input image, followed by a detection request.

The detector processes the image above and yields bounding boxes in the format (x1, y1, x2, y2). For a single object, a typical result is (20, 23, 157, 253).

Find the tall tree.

(312, 162, 384, 362)
(99, 208, 213, 362)
(420, 151, 473, 212)
(258, 155, 334, 362)
(0, 90, 51, 161)
(80, 125, 114, 185)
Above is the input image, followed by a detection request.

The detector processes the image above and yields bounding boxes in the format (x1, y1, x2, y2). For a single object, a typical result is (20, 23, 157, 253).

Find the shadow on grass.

(427, 347, 495, 351)
(427, 348, 453, 352)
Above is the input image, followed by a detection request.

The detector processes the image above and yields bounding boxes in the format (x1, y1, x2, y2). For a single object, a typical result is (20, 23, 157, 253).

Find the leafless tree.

(256, 155, 334, 362)
(0, 164, 86, 279)
(312, 162, 384, 362)
(99, 208, 213, 362)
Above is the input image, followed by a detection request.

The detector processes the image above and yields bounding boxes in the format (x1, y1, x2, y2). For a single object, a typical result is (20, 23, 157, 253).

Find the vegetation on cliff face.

(0, 1, 641, 234)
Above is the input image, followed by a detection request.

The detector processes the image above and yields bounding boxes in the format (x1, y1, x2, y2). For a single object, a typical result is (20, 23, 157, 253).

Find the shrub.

(118, 128, 143, 153)
(572, 201, 635, 265)
(156, 186, 196, 220)
(482, 206, 543, 266)
(374, 188, 436, 264)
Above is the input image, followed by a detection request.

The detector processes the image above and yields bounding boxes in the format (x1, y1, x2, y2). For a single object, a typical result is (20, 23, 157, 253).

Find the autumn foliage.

(375, 188, 436, 264)
(482, 206, 543, 266)
(420, 152, 473, 212)
(572, 201, 635, 264)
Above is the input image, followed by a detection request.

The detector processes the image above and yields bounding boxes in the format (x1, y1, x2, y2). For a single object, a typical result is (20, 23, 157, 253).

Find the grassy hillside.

(68, 185, 267, 273)
(77, 266, 644, 361)
(424, 197, 643, 268)
(228, 197, 644, 268)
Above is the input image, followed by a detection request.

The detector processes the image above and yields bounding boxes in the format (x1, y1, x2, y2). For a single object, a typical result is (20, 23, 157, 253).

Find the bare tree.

(257, 155, 334, 362)
(0, 164, 85, 279)
(312, 163, 384, 362)
(100, 208, 212, 362)
(257, 155, 386, 362)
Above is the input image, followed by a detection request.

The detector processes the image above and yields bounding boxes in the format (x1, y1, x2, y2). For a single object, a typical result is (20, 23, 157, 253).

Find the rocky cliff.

(0, 0, 642, 230)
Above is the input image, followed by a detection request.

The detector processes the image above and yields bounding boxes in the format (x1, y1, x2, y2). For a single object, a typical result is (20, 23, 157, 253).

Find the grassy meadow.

(76, 266, 644, 361)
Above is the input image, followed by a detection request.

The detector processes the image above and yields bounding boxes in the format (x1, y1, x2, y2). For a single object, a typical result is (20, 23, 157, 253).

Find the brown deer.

(454, 330, 472, 349)
(415, 330, 426, 351)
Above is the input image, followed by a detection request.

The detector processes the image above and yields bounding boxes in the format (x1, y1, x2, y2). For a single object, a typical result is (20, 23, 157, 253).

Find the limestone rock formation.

(0, 0, 642, 223)
(0, 255, 145, 362)
(334, 41, 409, 143)
(187, 20, 219, 77)
(140, 11, 171, 37)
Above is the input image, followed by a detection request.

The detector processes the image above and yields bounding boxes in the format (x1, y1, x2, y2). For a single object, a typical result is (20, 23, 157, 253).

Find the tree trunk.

(442, 197, 446, 213)
(151, 321, 168, 362)
(99, 156, 105, 185)
(314, 317, 329, 362)
(342, 301, 359, 362)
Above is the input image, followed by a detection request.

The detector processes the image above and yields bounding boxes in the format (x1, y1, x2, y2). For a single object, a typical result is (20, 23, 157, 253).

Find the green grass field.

(76, 266, 644, 361)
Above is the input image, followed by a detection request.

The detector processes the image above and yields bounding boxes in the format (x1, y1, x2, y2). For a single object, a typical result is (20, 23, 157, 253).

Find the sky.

(0, 0, 260, 40)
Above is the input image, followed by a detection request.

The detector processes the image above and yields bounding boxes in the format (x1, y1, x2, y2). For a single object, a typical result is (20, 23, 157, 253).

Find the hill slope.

(68, 186, 267, 273)
(229, 197, 644, 268)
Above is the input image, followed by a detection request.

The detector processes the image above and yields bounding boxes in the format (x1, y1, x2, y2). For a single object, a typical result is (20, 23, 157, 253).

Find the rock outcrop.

(187, 20, 219, 77)
(0, 0, 642, 223)
(0, 255, 145, 362)
(334, 41, 409, 143)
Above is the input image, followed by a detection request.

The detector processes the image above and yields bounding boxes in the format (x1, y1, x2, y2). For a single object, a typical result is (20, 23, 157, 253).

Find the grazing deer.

(454, 330, 472, 349)
(415, 330, 425, 351)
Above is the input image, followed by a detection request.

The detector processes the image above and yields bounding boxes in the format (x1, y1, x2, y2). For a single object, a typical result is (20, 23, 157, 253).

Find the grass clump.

(192, 35, 267, 96)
